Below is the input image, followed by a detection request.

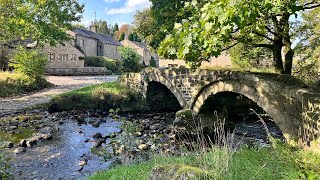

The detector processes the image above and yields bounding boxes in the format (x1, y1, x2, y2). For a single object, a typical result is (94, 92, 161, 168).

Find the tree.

(128, 33, 134, 41)
(158, 0, 320, 74)
(293, 7, 320, 83)
(72, 23, 86, 29)
(113, 23, 119, 33)
(96, 20, 112, 35)
(119, 32, 125, 41)
(114, 24, 130, 40)
(133, 8, 157, 47)
(0, 0, 84, 46)
(148, 0, 195, 50)
(118, 46, 143, 72)
(9, 47, 47, 81)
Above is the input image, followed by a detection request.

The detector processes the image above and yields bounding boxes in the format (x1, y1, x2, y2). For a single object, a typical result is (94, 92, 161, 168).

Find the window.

(59, 54, 68, 61)
(80, 39, 85, 47)
(71, 54, 76, 61)
(63, 54, 68, 61)
(47, 53, 55, 61)
(168, 64, 178, 68)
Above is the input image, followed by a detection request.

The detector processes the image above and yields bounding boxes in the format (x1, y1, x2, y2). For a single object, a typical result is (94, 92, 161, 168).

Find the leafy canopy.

(9, 47, 47, 81)
(0, 0, 84, 45)
(118, 46, 143, 72)
(158, 0, 320, 70)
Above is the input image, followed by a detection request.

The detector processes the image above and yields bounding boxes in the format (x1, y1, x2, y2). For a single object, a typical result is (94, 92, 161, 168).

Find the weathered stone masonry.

(119, 67, 320, 150)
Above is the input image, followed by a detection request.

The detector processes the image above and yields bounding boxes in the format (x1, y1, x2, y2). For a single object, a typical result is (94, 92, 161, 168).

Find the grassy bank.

(90, 145, 320, 180)
(49, 81, 148, 112)
(0, 72, 50, 98)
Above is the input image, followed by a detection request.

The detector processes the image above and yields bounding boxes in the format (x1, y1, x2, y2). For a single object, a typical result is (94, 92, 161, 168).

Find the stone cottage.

(43, 41, 85, 69)
(72, 23, 122, 60)
(121, 39, 153, 66)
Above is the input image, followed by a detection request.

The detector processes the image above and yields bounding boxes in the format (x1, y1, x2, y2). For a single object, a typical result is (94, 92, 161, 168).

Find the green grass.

(89, 145, 320, 180)
(0, 72, 50, 98)
(49, 81, 148, 112)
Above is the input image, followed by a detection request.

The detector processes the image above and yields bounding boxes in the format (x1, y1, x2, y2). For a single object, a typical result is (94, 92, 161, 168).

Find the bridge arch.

(141, 71, 188, 109)
(191, 80, 300, 142)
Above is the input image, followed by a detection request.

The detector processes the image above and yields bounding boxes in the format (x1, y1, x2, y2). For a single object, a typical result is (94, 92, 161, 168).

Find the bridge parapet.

(119, 67, 320, 151)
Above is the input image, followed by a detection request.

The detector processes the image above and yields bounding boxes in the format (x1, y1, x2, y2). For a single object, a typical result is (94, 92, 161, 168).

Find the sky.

(78, 0, 151, 27)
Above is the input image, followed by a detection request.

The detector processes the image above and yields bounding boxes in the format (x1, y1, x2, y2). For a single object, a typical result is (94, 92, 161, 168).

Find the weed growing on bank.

(0, 71, 50, 97)
(50, 82, 148, 112)
(89, 113, 320, 180)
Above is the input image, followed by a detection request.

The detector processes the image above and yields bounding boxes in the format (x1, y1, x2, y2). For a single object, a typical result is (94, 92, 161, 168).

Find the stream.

(0, 110, 284, 180)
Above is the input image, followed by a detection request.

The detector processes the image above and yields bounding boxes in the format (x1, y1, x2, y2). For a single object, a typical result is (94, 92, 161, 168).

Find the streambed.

(0, 111, 284, 180)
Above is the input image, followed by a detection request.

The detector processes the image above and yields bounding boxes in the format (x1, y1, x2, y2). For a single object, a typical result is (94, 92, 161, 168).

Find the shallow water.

(5, 118, 121, 180)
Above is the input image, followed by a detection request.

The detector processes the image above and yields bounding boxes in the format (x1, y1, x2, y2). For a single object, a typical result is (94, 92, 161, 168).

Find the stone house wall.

(103, 43, 120, 60)
(76, 35, 97, 57)
(43, 42, 85, 68)
(159, 54, 232, 69)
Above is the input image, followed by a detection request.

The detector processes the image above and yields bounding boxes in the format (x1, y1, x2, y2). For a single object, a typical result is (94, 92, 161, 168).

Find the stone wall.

(46, 67, 108, 76)
(103, 43, 120, 60)
(76, 35, 97, 57)
(159, 54, 232, 69)
(119, 67, 320, 151)
(43, 42, 85, 69)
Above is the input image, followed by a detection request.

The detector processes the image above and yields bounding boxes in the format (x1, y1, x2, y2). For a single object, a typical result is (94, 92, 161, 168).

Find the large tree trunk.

(281, 13, 294, 75)
(273, 41, 285, 73)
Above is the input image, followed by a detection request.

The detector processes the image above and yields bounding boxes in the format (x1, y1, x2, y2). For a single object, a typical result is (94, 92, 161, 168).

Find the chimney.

(89, 21, 97, 33)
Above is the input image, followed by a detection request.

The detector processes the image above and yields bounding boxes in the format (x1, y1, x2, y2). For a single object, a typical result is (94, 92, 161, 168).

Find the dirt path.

(0, 75, 118, 116)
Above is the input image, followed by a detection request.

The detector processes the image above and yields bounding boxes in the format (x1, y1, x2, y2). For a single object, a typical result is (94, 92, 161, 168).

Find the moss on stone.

(150, 164, 208, 180)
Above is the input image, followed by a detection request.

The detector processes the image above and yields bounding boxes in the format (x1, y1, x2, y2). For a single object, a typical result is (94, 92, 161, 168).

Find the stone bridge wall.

(119, 67, 320, 151)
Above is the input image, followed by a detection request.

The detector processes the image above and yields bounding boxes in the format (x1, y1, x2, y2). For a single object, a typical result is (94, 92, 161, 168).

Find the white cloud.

(104, 0, 120, 3)
(106, 0, 151, 14)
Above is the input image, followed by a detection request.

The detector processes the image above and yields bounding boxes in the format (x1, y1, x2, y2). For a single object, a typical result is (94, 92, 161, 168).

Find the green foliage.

(9, 46, 48, 81)
(293, 7, 320, 85)
(0, 0, 84, 46)
(150, 57, 156, 67)
(113, 23, 119, 33)
(89, 144, 320, 180)
(96, 20, 113, 35)
(50, 82, 148, 112)
(229, 43, 273, 70)
(147, 0, 194, 50)
(158, 0, 320, 73)
(0, 153, 11, 179)
(119, 32, 125, 41)
(0, 72, 50, 97)
(118, 46, 143, 72)
(84, 56, 123, 74)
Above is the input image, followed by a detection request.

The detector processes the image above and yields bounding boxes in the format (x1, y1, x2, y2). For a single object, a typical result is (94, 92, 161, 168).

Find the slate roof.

(73, 28, 121, 46)
(131, 41, 149, 50)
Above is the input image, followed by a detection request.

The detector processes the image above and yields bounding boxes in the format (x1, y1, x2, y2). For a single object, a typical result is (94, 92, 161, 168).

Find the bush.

(0, 71, 50, 97)
(150, 56, 156, 67)
(85, 56, 123, 74)
(118, 46, 143, 72)
(50, 82, 148, 112)
(9, 46, 47, 81)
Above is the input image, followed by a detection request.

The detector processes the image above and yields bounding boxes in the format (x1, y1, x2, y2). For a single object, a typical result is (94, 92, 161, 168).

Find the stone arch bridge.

(119, 67, 320, 150)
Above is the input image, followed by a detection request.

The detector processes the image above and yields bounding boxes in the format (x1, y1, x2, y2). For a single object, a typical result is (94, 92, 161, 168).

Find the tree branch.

(252, 43, 274, 49)
(253, 31, 275, 42)
(222, 42, 239, 51)
(302, 3, 320, 10)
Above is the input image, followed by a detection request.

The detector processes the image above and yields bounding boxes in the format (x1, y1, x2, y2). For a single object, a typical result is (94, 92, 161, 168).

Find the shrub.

(85, 56, 123, 74)
(150, 56, 156, 67)
(118, 46, 143, 72)
(0, 71, 50, 97)
(9, 46, 47, 81)
(50, 82, 148, 112)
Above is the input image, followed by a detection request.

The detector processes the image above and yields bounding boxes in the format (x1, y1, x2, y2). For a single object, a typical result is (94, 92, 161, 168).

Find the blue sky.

(78, 0, 151, 27)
